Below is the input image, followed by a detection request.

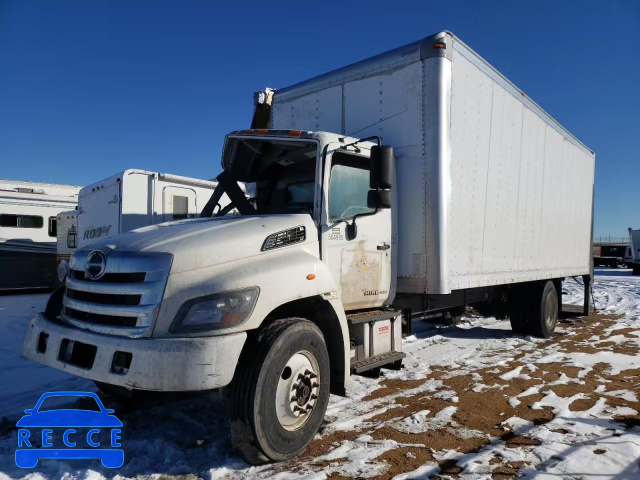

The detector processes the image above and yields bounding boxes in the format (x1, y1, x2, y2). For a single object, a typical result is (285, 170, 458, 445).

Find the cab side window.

(328, 151, 374, 221)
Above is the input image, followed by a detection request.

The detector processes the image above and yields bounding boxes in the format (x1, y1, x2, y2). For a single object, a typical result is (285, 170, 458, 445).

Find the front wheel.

(230, 318, 330, 463)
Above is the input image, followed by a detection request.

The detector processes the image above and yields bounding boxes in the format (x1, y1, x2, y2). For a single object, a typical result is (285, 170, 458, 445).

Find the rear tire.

(529, 281, 559, 338)
(230, 318, 330, 464)
(633, 265, 640, 276)
(509, 287, 529, 334)
(509, 281, 559, 338)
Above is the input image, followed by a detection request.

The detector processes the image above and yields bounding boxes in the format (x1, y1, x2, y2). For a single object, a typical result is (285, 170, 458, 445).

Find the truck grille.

(61, 250, 172, 337)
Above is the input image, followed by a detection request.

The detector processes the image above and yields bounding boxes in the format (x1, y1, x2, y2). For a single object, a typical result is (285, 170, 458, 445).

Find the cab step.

(351, 351, 406, 374)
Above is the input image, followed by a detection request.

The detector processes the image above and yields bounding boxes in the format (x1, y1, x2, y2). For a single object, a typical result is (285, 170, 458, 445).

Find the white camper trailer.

(75, 170, 230, 249)
(0, 180, 80, 289)
(55, 171, 234, 282)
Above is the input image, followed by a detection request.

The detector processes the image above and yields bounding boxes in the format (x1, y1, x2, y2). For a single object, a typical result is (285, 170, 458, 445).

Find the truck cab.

(22, 129, 396, 463)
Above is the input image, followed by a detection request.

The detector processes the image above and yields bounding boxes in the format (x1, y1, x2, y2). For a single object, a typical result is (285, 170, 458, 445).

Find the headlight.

(171, 287, 260, 333)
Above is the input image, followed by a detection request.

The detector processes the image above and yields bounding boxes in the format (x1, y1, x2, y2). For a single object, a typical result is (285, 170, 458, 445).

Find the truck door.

(320, 147, 393, 310)
(162, 186, 197, 222)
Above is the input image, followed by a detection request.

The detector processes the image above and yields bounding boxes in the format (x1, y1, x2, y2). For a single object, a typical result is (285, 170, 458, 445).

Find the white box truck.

(23, 31, 595, 463)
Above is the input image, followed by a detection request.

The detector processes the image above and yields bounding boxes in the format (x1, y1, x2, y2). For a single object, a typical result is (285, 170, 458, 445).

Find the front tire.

(230, 318, 330, 463)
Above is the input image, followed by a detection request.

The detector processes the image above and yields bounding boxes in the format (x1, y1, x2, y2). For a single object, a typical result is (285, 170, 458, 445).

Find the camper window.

(48, 217, 57, 237)
(173, 195, 189, 220)
(0, 214, 44, 229)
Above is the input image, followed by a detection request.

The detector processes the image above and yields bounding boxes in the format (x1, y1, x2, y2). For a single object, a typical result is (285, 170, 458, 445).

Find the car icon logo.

(15, 391, 124, 468)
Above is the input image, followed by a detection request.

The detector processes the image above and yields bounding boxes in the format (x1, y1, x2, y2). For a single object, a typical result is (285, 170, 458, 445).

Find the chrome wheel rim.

(275, 350, 320, 431)
(545, 291, 558, 331)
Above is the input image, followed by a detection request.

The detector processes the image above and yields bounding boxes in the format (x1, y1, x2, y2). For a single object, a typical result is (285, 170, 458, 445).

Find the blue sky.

(0, 1, 638, 239)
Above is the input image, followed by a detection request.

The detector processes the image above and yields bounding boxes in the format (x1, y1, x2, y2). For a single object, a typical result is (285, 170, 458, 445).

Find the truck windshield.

(217, 137, 318, 215)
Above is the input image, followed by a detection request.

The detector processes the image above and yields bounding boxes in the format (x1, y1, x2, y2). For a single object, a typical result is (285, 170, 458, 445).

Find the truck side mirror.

(367, 190, 392, 209)
(370, 145, 393, 189)
(369, 145, 393, 209)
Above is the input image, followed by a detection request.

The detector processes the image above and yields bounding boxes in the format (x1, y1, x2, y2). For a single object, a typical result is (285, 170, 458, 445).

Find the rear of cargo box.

(271, 31, 595, 296)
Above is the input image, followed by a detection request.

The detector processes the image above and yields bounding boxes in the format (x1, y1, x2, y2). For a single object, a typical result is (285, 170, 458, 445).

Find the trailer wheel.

(230, 318, 330, 464)
(509, 281, 558, 338)
(529, 281, 559, 338)
(508, 288, 529, 334)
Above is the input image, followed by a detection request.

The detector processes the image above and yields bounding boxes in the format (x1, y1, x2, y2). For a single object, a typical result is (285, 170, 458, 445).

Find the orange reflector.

(306, 274, 316, 280)
(434, 42, 445, 49)
(288, 130, 302, 137)
(241, 129, 254, 134)
(255, 129, 268, 135)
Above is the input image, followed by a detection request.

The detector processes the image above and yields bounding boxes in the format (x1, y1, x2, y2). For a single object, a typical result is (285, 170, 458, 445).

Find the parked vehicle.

(23, 31, 595, 463)
(0, 180, 80, 290)
(629, 228, 640, 275)
(55, 170, 232, 281)
(56, 210, 78, 265)
(593, 243, 628, 268)
(76, 169, 229, 247)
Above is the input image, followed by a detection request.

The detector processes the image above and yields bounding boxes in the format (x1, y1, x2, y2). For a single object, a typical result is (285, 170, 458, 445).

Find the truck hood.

(85, 214, 316, 273)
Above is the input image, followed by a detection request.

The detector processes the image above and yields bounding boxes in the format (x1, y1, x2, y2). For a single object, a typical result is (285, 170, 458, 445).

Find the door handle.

(377, 243, 390, 251)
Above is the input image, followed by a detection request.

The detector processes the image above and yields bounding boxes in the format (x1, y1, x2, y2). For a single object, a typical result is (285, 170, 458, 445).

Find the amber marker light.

(306, 274, 316, 280)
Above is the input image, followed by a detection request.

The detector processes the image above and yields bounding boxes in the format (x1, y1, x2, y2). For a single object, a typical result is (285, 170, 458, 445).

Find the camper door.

(163, 186, 197, 222)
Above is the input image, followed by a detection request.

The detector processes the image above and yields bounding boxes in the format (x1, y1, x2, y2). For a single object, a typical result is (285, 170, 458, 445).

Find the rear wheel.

(530, 281, 559, 338)
(509, 281, 559, 338)
(230, 318, 330, 464)
(633, 265, 640, 276)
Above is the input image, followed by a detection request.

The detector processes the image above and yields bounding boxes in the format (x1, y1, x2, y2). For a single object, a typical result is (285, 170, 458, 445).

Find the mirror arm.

(345, 208, 379, 241)
(339, 136, 381, 150)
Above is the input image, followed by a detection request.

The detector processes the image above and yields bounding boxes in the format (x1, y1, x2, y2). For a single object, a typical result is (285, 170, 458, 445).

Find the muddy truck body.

(22, 31, 595, 462)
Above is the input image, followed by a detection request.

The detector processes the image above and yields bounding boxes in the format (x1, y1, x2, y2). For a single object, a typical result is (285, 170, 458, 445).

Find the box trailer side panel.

(271, 32, 594, 295)
(446, 44, 595, 291)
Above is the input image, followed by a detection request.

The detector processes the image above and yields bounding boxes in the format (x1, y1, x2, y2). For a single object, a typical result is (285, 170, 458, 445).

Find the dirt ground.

(270, 312, 640, 479)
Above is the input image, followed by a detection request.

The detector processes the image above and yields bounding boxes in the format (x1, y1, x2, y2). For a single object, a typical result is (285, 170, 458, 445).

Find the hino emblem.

(85, 251, 107, 280)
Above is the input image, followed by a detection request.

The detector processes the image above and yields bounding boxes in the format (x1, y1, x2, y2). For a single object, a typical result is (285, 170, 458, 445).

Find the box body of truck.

(269, 31, 595, 296)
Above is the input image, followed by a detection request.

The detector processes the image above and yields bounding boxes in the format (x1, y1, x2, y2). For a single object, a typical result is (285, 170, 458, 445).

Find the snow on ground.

(0, 268, 639, 479)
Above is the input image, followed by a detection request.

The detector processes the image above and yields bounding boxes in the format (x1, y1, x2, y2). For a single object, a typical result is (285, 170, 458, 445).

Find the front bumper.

(22, 314, 247, 391)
